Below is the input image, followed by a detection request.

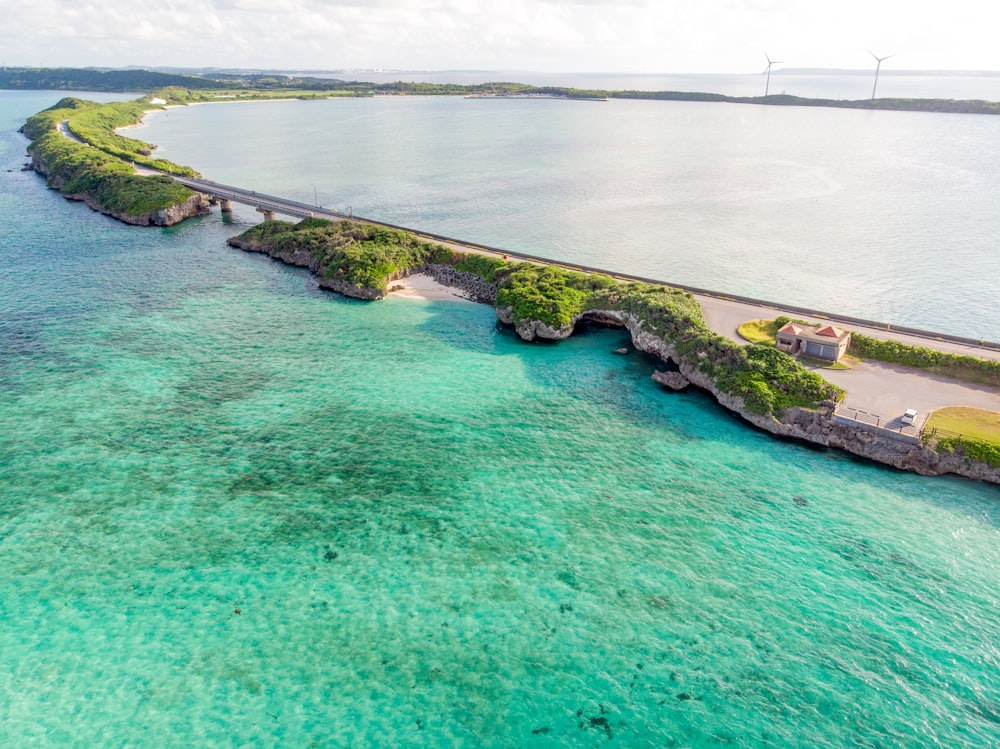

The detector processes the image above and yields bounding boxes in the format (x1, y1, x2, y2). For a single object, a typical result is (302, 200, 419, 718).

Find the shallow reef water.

(2, 91, 999, 747)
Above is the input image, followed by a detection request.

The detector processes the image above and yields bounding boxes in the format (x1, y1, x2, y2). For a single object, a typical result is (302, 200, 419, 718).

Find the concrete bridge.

(168, 173, 1000, 360)
(171, 175, 350, 222)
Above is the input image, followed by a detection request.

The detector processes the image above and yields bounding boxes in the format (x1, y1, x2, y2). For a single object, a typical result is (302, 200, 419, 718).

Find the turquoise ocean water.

(2, 91, 1000, 747)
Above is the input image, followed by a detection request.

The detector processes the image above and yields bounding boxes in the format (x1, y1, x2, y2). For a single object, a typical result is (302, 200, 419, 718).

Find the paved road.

(699, 296, 1000, 424)
(57, 120, 86, 145)
(699, 294, 1000, 362)
(817, 361, 1000, 429)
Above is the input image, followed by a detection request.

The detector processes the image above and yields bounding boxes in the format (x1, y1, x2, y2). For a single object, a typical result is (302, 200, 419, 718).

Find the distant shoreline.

(3, 67, 999, 116)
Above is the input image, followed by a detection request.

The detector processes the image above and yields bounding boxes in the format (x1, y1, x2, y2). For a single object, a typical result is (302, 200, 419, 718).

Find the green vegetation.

(495, 266, 842, 416)
(736, 317, 853, 369)
(230, 219, 492, 295)
(23, 96, 196, 175)
(234, 218, 843, 416)
(926, 407, 1000, 467)
(5, 67, 999, 116)
(934, 436, 1000, 468)
(495, 265, 615, 328)
(22, 98, 197, 218)
(671, 332, 842, 416)
(62, 98, 198, 175)
(152, 87, 367, 106)
(448, 254, 508, 283)
(848, 333, 1000, 387)
(232, 220, 841, 417)
(0, 67, 231, 92)
(307, 223, 446, 291)
(797, 355, 853, 370)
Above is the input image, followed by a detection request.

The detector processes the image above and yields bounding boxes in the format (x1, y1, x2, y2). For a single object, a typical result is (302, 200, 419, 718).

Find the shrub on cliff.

(590, 283, 705, 338)
(29, 131, 193, 216)
(495, 266, 599, 328)
(232, 221, 840, 417)
(451, 254, 507, 283)
(496, 264, 841, 416)
(849, 333, 1000, 387)
(230, 219, 504, 295)
(23, 99, 198, 219)
(935, 436, 1000, 468)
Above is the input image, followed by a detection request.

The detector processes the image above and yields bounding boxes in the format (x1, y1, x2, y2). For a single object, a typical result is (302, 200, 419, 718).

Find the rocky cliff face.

(227, 235, 410, 300)
(224, 232, 999, 485)
(28, 149, 209, 226)
(147, 194, 210, 227)
(498, 305, 1000, 486)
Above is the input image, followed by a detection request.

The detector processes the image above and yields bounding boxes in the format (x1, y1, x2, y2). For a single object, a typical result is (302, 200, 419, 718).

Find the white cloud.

(1, 0, 997, 73)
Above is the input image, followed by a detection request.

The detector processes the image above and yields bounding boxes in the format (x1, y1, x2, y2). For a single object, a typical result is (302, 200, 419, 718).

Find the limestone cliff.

(497, 305, 1000, 486)
(28, 148, 209, 227)
(227, 220, 999, 486)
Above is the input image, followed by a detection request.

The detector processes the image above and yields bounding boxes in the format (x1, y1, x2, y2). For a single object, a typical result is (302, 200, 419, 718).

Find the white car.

(901, 408, 918, 425)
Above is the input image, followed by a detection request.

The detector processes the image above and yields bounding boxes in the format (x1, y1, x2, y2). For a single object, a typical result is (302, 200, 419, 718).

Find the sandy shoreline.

(387, 273, 475, 302)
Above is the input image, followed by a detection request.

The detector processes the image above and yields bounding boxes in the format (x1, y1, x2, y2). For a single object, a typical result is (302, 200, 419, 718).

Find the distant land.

(2, 67, 999, 116)
(122, 65, 1000, 78)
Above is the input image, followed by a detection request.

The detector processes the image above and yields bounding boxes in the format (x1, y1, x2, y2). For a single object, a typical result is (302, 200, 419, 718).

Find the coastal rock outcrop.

(226, 234, 500, 304)
(225, 216, 1000, 486)
(499, 306, 1000, 486)
(652, 370, 690, 390)
(28, 149, 209, 226)
(496, 306, 575, 341)
(149, 193, 211, 227)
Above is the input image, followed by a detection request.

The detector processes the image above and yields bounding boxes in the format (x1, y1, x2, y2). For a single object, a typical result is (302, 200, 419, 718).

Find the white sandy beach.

(387, 273, 474, 302)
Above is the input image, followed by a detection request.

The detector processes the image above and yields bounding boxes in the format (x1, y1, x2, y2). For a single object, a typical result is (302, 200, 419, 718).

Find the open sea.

(1, 88, 1000, 747)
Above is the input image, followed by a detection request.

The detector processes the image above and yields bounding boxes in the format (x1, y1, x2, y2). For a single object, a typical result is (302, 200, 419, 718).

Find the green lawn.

(926, 407, 1000, 443)
(737, 319, 780, 344)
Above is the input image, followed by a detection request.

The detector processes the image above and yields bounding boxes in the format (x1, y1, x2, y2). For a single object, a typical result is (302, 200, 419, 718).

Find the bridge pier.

(257, 208, 276, 222)
(219, 199, 233, 213)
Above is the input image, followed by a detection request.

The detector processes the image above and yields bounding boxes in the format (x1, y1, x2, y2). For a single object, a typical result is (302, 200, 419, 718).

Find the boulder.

(652, 370, 690, 390)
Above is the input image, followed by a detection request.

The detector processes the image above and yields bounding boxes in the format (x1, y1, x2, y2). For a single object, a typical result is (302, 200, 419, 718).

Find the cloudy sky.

(3, 0, 996, 74)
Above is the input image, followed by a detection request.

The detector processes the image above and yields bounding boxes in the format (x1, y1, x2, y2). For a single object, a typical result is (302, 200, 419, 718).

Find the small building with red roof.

(775, 321, 852, 362)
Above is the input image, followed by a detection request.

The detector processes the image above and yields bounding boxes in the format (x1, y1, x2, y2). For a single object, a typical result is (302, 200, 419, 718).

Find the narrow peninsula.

(20, 97, 208, 225)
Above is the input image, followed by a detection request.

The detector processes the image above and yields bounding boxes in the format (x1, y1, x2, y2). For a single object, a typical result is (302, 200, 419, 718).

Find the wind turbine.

(763, 52, 782, 96)
(869, 50, 895, 99)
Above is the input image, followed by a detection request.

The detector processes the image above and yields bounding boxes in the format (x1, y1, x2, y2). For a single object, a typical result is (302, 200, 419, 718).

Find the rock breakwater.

(422, 264, 498, 305)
